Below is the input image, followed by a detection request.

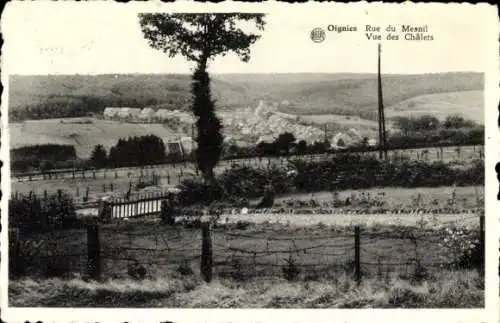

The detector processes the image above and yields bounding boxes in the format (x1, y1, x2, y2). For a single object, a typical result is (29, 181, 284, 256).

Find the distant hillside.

(385, 90, 483, 123)
(9, 72, 483, 121)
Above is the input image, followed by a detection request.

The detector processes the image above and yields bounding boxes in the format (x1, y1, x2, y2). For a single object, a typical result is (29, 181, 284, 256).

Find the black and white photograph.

(0, 2, 498, 322)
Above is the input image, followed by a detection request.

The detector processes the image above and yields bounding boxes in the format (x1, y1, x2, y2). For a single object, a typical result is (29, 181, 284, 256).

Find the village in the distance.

(5, 10, 487, 311)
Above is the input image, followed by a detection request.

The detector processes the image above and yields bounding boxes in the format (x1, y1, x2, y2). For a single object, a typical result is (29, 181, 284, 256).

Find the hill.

(9, 118, 185, 158)
(8, 72, 483, 121)
(385, 90, 483, 123)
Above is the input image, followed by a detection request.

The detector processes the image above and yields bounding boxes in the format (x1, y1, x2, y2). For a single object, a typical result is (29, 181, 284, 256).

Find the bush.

(440, 227, 483, 270)
(9, 190, 77, 234)
(176, 261, 194, 276)
(282, 255, 301, 281)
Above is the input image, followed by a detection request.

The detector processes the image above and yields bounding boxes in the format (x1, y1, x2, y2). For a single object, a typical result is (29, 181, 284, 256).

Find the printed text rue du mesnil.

(365, 24, 434, 41)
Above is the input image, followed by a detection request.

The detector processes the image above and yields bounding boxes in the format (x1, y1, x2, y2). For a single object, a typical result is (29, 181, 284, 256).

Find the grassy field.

(9, 270, 483, 308)
(274, 186, 484, 210)
(9, 220, 483, 308)
(10, 118, 185, 158)
(385, 90, 484, 123)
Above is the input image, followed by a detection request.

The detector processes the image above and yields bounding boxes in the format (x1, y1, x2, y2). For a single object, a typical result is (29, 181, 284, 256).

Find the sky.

(1, 2, 495, 75)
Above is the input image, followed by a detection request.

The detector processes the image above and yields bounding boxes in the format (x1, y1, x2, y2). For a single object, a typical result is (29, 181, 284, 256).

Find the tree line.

(92, 135, 168, 168)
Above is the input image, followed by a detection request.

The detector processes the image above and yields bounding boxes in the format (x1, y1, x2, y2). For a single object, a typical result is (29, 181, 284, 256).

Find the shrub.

(282, 254, 301, 281)
(174, 153, 483, 207)
(176, 261, 194, 276)
(440, 227, 483, 270)
(9, 190, 77, 234)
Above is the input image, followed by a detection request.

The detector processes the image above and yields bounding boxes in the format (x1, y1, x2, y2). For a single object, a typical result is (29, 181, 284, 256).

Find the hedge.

(177, 155, 484, 206)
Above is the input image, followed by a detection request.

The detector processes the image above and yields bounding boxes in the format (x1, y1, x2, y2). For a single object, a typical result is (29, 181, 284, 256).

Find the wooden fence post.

(87, 225, 101, 281)
(354, 226, 361, 285)
(480, 214, 485, 275)
(200, 219, 213, 283)
(9, 228, 20, 275)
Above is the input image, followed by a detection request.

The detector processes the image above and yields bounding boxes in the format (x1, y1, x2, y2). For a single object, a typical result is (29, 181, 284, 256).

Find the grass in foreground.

(9, 269, 483, 308)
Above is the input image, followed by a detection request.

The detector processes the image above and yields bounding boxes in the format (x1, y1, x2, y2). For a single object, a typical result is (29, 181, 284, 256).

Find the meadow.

(11, 145, 483, 207)
(385, 90, 484, 124)
(9, 218, 483, 308)
(10, 118, 185, 159)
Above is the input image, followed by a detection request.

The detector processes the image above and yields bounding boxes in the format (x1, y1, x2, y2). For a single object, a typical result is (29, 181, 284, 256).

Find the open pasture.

(9, 217, 483, 308)
(10, 118, 185, 159)
(385, 90, 484, 124)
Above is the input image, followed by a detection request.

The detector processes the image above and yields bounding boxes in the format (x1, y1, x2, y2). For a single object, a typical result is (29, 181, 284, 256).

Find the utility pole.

(378, 43, 388, 161)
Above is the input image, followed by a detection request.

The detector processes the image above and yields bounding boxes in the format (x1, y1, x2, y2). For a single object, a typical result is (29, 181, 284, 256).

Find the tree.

(90, 144, 108, 168)
(392, 116, 414, 136)
(296, 140, 307, 155)
(443, 115, 477, 129)
(274, 132, 296, 155)
(139, 13, 265, 187)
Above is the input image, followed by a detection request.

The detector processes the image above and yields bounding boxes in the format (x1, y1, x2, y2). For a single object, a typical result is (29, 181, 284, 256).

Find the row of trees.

(10, 96, 164, 121)
(90, 135, 167, 168)
(11, 145, 77, 173)
(392, 114, 479, 135)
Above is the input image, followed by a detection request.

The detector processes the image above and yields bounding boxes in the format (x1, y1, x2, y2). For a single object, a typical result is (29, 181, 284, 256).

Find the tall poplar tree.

(139, 13, 265, 187)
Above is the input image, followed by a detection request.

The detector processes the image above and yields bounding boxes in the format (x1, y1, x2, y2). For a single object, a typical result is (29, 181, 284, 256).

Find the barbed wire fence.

(8, 211, 484, 283)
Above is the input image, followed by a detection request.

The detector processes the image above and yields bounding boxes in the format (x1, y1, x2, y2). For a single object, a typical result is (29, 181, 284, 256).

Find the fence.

(12, 144, 484, 182)
(9, 213, 484, 284)
(107, 192, 170, 219)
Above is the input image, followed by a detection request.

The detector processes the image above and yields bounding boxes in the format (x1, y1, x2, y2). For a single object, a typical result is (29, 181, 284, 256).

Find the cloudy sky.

(1, 2, 495, 75)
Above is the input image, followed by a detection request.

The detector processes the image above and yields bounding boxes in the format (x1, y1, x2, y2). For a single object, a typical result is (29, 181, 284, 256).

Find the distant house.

(103, 107, 119, 119)
(331, 132, 353, 149)
(256, 135, 275, 144)
(180, 136, 196, 155)
(139, 108, 156, 121)
(117, 108, 141, 120)
(368, 138, 377, 147)
(156, 109, 171, 121)
(165, 141, 183, 160)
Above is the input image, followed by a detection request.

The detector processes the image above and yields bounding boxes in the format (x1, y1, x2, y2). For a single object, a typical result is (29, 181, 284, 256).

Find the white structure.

(180, 136, 196, 154)
(368, 138, 377, 147)
(346, 128, 363, 142)
(139, 108, 156, 121)
(117, 107, 141, 119)
(256, 135, 275, 144)
(103, 107, 120, 119)
(156, 109, 171, 121)
(331, 132, 353, 148)
(254, 100, 275, 120)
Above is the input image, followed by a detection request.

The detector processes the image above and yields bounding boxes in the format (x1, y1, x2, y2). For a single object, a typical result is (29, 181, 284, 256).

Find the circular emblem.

(310, 28, 326, 43)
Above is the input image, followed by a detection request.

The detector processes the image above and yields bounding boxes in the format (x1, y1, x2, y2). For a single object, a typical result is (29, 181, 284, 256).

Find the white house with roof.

(180, 136, 196, 155)
(103, 107, 120, 119)
(331, 132, 353, 148)
(156, 109, 171, 121)
(117, 107, 141, 120)
(139, 108, 156, 121)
